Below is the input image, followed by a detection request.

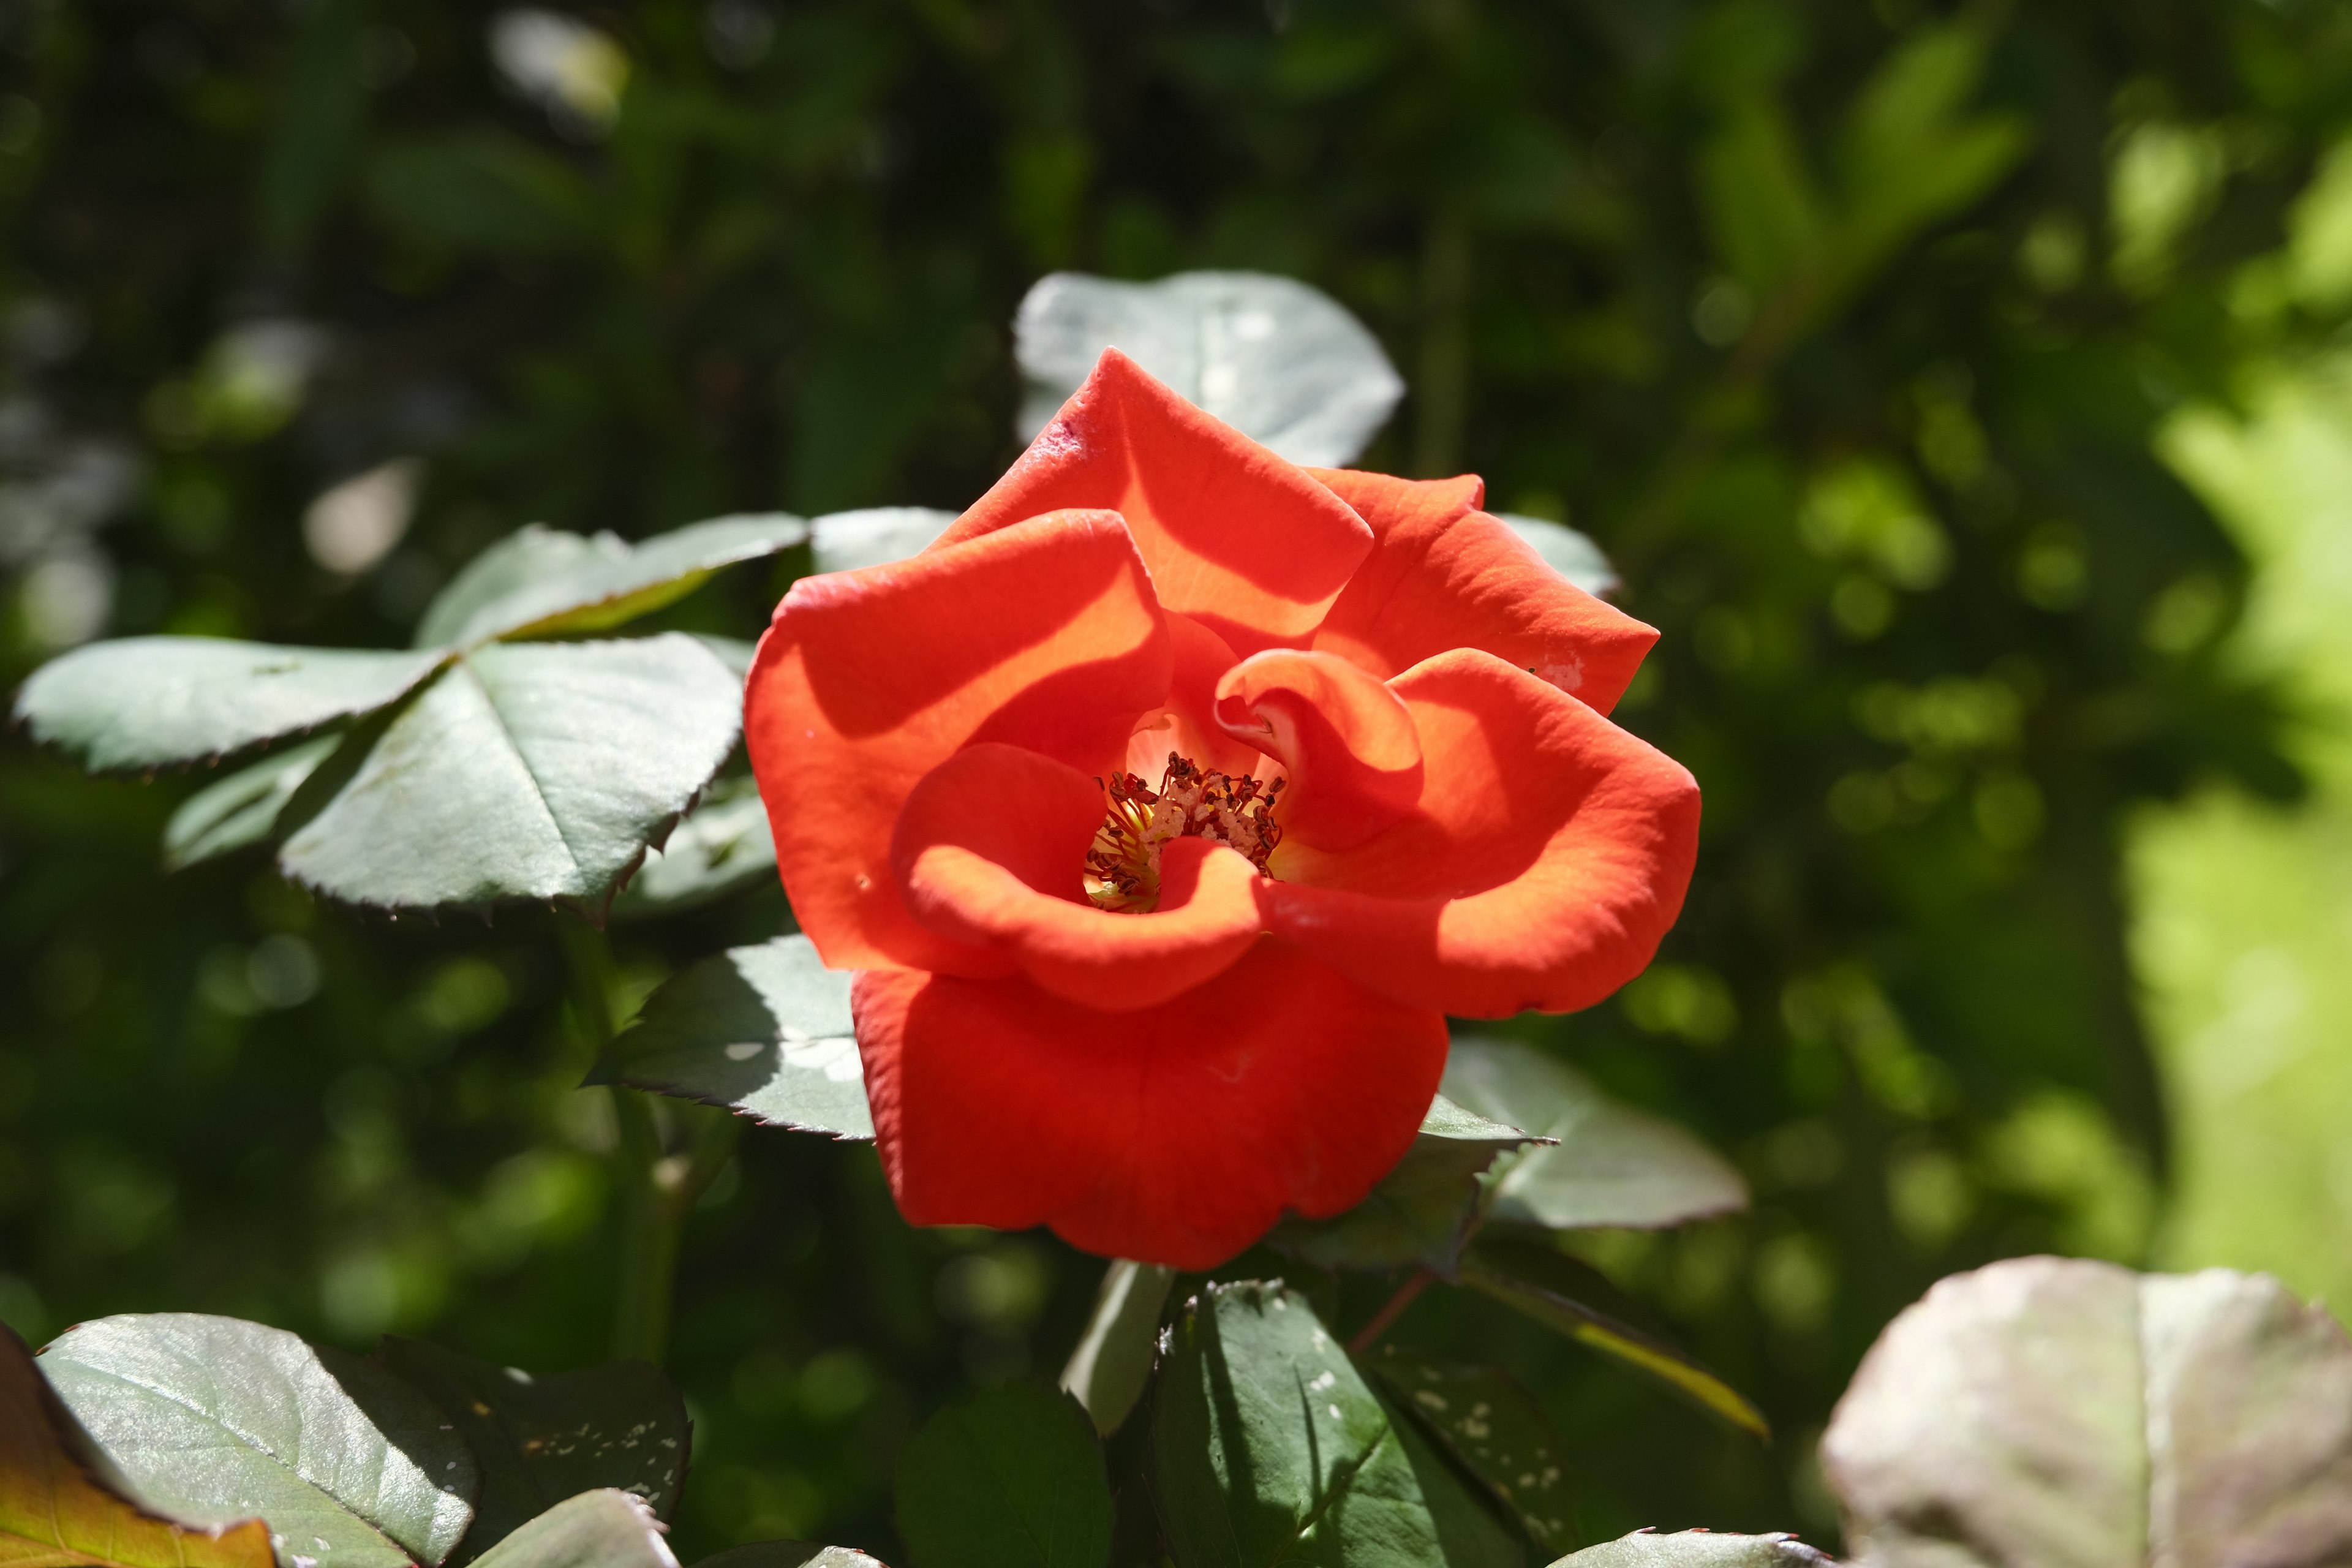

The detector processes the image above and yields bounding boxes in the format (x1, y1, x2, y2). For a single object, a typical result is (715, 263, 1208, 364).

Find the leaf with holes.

(608, 777, 777, 919)
(1554, 1532, 1828, 1566)
(591, 935, 871, 1139)
(462, 1491, 675, 1568)
(894, 1380, 1111, 1568)
(1267, 1094, 1540, 1272)
(373, 1339, 688, 1562)
(1, 1323, 274, 1568)
(1153, 1281, 1521, 1568)
(1367, 1347, 1577, 1555)
(39, 1313, 479, 1568)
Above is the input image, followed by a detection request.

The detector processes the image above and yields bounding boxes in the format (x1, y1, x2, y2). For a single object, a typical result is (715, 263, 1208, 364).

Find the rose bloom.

(745, 350, 1698, 1269)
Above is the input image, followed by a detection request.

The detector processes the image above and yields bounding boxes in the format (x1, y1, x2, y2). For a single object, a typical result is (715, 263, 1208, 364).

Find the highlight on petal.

(938, 349, 1374, 656)
(1309, 469, 1657, 714)
(890, 743, 1266, 1010)
(745, 510, 1170, 974)
(853, 941, 1449, 1269)
(1213, 647, 1422, 851)
(1264, 648, 1700, 1017)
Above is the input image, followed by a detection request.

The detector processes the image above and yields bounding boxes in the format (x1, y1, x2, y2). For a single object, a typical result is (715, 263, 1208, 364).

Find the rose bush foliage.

(744, 350, 1701, 1267)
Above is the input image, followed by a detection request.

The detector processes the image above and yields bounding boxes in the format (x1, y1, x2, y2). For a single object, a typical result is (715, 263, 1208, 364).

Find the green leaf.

(591, 935, 872, 1139)
(1441, 1039, 1747, 1232)
(1268, 1095, 1539, 1272)
(1152, 1281, 1521, 1568)
(463, 1492, 673, 1568)
(39, 1313, 480, 1568)
(366, 134, 603, 257)
(1458, 1240, 1768, 1441)
(1, 1322, 276, 1568)
(1014, 271, 1404, 468)
(1366, 1347, 1577, 1555)
(1695, 98, 1829, 300)
(1833, 21, 2030, 274)
(1058, 1260, 1176, 1438)
(1550, 1532, 1827, 1566)
(609, 777, 777, 920)
(415, 515, 807, 650)
(373, 1339, 689, 1560)
(163, 734, 340, 871)
(694, 1547, 884, 1568)
(1493, 517, 1619, 600)
(893, 1379, 1112, 1568)
(807, 508, 959, 574)
(276, 636, 742, 914)
(14, 638, 444, 771)
(1823, 1257, 2352, 1567)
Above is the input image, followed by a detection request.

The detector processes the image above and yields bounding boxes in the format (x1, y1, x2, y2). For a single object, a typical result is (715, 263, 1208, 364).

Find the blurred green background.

(4, 0, 2351, 1556)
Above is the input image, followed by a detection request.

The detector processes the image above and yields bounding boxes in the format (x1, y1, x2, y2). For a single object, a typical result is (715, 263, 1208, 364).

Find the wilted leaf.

(1059, 1260, 1177, 1438)
(39, 1313, 480, 1568)
(1552, 1532, 1828, 1566)
(1014, 271, 1404, 468)
(464, 1492, 675, 1568)
(894, 1380, 1111, 1568)
(1442, 1039, 1746, 1233)
(276, 636, 741, 914)
(374, 1339, 689, 1560)
(1268, 1095, 1539, 1272)
(162, 734, 339, 871)
(1153, 1281, 1521, 1568)
(14, 638, 443, 772)
(1823, 1257, 2352, 1568)
(1368, 1346, 1577, 1555)
(1459, 1240, 1767, 1440)
(806, 508, 959, 574)
(592, 935, 871, 1139)
(1493, 516, 1619, 599)
(0, 1323, 274, 1568)
(609, 778, 777, 920)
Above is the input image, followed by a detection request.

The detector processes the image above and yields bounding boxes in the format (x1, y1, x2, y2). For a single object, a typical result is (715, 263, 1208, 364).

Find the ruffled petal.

(1264, 648, 1700, 1017)
(891, 742, 1266, 1010)
(1308, 469, 1657, 714)
(853, 943, 1449, 1269)
(939, 350, 1374, 656)
(745, 511, 1169, 974)
(1214, 647, 1422, 850)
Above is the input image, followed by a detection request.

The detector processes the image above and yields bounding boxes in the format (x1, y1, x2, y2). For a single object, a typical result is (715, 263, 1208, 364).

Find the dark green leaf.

(39, 1313, 480, 1568)
(1058, 1260, 1175, 1437)
(807, 508, 959, 574)
(366, 134, 603, 257)
(374, 1338, 688, 1560)
(894, 1379, 1111, 1568)
(609, 777, 776, 920)
(592, 935, 871, 1139)
(1551, 1532, 1827, 1566)
(415, 515, 807, 650)
(1442, 1039, 1746, 1232)
(1368, 1347, 1576, 1555)
(162, 734, 339, 870)
(464, 1491, 673, 1568)
(276, 636, 741, 913)
(14, 638, 443, 771)
(1491, 516, 1618, 599)
(695, 1547, 884, 1568)
(1014, 272, 1403, 467)
(1152, 1281, 1521, 1568)
(1823, 1257, 2352, 1567)
(1268, 1095, 1538, 1272)
(1458, 1240, 1767, 1441)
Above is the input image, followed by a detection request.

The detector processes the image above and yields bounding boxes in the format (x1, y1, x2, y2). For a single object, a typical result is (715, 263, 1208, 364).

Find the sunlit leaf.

(162, 734, 339, 871)
(591, 935, 871, 1139)
(1442, 1039, 1746, 1233)
(1367, 1346, 1577, 1555)
(1015, 271, 1404, 467)
(1058, 1260, 1176, 1438)
(608, 778, 776, 920)
(463, 1492, 674, 1568)
(1824, 1257, 2352, 1567)
(1551, 1532, 1828, 1566)
(693, 1547, 883, 1568)
(894, 1380, 1111, 1568)
(807, 508, 959, 574)
(39, 1314, 480, 1568)
(0, 1324, 274, 1568)
(1268, 1095, 1539, 1272)
(15, 639, 444, 772)
(1458, 1240, 1767, 1440)
(1153, 1281, 1521, 1568)
(374, 1340, 689, 1561)
(1493, 516, 1619, 599)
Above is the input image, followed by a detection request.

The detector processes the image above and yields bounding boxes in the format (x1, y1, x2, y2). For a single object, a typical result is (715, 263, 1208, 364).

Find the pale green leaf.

(163, 734, 341, 871)
(694, 1547, 883, 1568)
(464, 1492, 674, 1568)
(807, 508, 959, 574)
(1058, 1259, 1176, 1438)
(894, 1381, 1110, 1568)
(1493, 517, 1619, 599)
(609, 778, 777, 920)
(1549, 1532, 1826, 1567)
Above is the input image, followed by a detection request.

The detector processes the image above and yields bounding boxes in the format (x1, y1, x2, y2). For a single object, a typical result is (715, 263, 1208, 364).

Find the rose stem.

(1348, 1268, 1436, 1355)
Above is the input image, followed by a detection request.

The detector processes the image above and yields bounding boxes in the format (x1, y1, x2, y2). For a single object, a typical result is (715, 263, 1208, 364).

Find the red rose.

(745, 350, 1698, 1268)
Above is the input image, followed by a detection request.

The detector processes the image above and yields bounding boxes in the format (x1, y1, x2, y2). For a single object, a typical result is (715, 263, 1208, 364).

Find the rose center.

(1084, 752, 1284, 913)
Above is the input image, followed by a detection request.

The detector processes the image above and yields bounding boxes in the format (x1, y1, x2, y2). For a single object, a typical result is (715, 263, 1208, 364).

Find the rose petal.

(891, 742, 1267, 1010)
(1308, 469, 1657, 713)
(939, 350, 1374, 656)
(1264, 647, 1700, 1016)
(1213, 647, 1422, 851)
(853, 943, 1449, 1268)
(746, 510, 1169, 973)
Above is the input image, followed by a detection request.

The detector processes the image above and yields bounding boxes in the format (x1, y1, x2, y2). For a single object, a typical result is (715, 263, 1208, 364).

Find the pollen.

(1085, 752, 1283, 913)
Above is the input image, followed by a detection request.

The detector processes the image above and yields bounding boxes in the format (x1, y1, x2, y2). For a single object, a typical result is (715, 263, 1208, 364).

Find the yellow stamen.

(1085, 753, 1284, 913)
